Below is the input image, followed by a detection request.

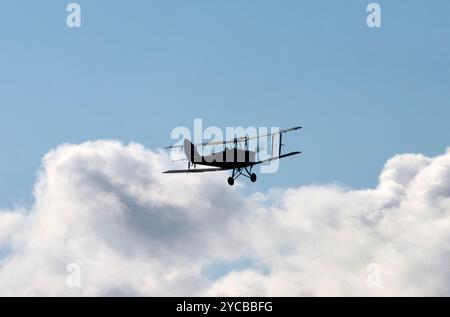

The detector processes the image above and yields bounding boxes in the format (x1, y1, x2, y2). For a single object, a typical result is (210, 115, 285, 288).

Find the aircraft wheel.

(227, 177, 235, 186)
(250, 173, 257, 183)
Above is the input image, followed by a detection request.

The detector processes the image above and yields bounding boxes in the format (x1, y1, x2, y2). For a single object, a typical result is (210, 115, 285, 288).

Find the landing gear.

(228, 166, 257, 186)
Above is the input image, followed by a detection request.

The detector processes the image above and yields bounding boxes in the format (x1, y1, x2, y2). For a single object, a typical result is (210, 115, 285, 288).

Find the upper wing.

(202, 126, 303, 146)
(241, 126, 302, 143)
(253, 151, 302, 165)
(165, 126, 302, 149)
(163, 167, 229, 174)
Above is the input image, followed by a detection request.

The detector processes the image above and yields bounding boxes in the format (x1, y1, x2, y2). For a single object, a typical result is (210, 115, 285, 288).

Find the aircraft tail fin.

(183, 139, 202, 163)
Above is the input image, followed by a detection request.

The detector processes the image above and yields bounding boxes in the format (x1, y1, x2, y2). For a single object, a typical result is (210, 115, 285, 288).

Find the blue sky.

(0, 0, 449, 207)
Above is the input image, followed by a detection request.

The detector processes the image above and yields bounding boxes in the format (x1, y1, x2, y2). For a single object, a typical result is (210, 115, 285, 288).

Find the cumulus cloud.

(0, 141, 449, 296)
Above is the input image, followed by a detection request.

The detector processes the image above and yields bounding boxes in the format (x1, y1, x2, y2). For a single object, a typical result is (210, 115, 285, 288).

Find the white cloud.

(0, 210, 26, 247)
(0, 141, 449, 296)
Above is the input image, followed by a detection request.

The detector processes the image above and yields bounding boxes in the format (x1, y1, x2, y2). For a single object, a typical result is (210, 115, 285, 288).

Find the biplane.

(163, 126, 302, 186)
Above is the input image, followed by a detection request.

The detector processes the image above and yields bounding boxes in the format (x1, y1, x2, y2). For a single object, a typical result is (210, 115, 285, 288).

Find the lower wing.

(163, 152, 301, 173)
(163, 167, 229, 174)
(253, 151, 302, 165)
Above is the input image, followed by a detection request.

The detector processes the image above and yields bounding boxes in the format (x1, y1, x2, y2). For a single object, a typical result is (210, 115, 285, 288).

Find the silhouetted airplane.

(164, 126, 302, 186)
